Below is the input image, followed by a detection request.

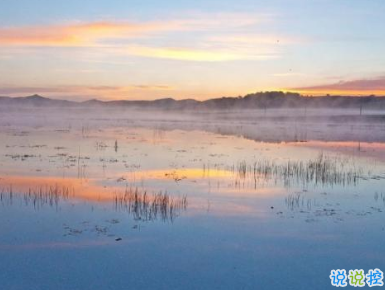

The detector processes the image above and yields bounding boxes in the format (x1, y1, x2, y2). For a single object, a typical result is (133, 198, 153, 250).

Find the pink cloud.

(291, 77, 385, 95)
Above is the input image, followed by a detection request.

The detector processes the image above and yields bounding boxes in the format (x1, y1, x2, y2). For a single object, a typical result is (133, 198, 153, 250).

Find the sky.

(0, 0, 384, 101)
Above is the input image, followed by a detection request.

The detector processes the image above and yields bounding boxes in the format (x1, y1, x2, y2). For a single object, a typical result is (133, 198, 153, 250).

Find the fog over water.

(1, 106, 385, 290)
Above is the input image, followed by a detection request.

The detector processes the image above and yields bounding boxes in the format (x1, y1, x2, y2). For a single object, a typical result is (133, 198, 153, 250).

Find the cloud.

(0, 13, 266, 47)
(0, 13, 282, 62)
(124, 45, 278, 62)
(0, 21, 180, 47)
(131, 85, 173, 90)
(290, 77, 385, 95)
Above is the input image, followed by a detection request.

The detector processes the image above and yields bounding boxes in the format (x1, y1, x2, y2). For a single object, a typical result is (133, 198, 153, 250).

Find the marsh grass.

(0, 185, 74, 209)
(285, 193, 313, 211)
(0, 184, 188, 223)
(231, 153, 363, 188)
(114, 186, 187, 222)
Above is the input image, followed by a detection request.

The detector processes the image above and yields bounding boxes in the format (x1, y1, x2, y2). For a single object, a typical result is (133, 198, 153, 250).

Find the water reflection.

(0, 185, 72, 209)
(285, 192, 313, 211)
(231, 153, 365, 188)
(114, 187, 187, 222)
(0, 184, 188, 223)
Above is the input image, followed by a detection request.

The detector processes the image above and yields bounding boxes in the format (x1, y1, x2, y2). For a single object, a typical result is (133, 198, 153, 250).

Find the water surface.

(1, 108, 385, 289)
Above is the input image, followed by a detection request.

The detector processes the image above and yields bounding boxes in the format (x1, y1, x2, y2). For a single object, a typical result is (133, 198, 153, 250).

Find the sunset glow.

(0, 1, 384, 100)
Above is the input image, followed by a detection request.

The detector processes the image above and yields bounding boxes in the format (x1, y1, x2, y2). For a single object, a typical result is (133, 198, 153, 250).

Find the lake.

(1, 107, 384, 289)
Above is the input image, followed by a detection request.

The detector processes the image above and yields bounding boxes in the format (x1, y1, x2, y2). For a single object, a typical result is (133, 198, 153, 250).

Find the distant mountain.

(0, 94, 75, 107)
(1, 92, 385, 110)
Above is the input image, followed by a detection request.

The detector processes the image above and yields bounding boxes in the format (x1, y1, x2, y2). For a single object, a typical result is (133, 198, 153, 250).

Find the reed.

(0, 185, 74, 209)
(114, 186, 188, 222)
(230, 153, 363, 188)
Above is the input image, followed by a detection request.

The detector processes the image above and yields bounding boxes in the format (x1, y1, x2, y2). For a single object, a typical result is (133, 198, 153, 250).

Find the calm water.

(1, 108, 385, 289)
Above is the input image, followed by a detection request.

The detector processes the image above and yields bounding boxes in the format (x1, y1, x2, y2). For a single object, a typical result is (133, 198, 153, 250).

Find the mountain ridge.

(1, 92, 385, 110)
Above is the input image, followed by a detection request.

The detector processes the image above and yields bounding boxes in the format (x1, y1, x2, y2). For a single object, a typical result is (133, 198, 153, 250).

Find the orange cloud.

(0, 21, 181, 47)
(0, 13, 266, 47)
(0, 14, 280, 62)
(289, 77, 385, 96)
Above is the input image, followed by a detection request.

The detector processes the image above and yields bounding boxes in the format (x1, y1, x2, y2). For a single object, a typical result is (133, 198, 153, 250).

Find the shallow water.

(1, 108, 385, 289)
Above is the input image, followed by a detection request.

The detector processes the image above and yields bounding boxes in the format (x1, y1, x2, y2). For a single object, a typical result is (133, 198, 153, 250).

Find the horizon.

(1, 0, 385, 101)
(2, 90, 385, 103)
